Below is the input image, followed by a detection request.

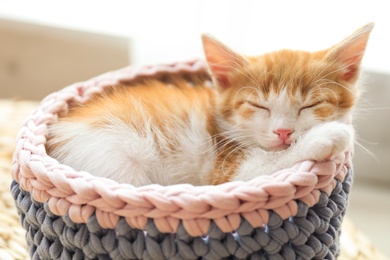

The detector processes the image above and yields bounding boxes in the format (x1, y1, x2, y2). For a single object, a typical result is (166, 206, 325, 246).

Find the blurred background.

(0, 0, 389, 257)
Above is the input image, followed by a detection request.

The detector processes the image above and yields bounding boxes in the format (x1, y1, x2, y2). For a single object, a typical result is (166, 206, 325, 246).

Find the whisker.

(354, 140, 379, 162)
(355, 136, 378, 145)
(219, 141, 257, 172)
(355, 107, 390, 111)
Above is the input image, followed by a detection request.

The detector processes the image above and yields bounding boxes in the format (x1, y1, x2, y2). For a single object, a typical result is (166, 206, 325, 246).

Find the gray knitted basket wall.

(12, 169, 352, 260)
(10, 60, 354, 260)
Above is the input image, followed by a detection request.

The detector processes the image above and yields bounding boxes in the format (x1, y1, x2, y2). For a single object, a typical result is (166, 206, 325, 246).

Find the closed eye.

(300, 100, 324, 112)
(301, 100, 324, 109)
(246, 101, 270, 111)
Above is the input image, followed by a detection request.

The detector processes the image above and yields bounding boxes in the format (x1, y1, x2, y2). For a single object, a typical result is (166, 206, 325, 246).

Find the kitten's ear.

(325, 23, 374, 82)
(202, 34, 246, 89)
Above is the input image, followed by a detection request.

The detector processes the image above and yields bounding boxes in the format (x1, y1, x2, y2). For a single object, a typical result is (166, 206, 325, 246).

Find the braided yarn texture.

(10, 60, 353, 259)
(12, 170, 352, 259)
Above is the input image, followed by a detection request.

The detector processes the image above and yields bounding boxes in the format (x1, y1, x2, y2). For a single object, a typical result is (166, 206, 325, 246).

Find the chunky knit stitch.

(12, 169, 351, 259)
(11, 60, 353, 259)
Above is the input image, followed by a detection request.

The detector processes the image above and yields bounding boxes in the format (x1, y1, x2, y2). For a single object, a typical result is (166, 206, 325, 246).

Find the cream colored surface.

(353, 71, 390, 184)
(0, 100, 37, 260)
(346, 182, 390, 258)
(0, 18, 130, 100)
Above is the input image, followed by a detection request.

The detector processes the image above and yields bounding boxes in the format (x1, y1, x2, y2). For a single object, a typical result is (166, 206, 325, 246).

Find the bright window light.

(0, 0, 388, 73)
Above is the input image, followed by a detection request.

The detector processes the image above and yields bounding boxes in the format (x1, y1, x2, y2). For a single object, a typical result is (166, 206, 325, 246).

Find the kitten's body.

(49, 81, 219, 186)
(47, 24, 373, 186)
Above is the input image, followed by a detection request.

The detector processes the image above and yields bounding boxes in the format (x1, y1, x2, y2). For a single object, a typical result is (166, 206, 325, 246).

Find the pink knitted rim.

(11, 59, 352, 237)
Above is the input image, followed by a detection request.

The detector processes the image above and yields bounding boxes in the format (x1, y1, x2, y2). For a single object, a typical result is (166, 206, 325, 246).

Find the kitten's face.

(203, 24, 373, 151)
(216, 50, 355, 151)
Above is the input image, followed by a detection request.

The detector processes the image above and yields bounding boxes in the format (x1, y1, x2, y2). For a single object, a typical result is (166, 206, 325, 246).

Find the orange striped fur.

(47, 24, 373, 186)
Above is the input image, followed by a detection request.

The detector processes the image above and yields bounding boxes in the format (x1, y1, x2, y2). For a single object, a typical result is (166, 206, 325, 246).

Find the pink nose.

(274, 128, 294, 142)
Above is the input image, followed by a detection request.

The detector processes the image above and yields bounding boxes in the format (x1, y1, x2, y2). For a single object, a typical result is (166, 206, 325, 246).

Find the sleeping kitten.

(47, 24, 373, 186)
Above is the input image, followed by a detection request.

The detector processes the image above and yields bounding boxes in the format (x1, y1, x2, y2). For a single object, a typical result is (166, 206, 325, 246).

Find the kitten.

(47, 24, 373, 186)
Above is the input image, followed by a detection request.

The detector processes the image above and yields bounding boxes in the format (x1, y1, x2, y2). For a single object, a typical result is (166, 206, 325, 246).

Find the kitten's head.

(202, 23, 374, 151)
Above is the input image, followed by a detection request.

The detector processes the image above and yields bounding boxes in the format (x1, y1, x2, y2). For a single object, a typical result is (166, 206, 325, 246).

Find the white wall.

(0, 0, 389, 73)
(0, 18, 129, 100)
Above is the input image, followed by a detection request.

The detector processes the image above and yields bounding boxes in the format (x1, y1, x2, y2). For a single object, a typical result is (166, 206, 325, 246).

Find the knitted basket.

(11, 60, 353, 260)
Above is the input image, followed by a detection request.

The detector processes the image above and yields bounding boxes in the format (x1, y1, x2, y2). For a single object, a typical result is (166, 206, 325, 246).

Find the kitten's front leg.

(233, 122, 354, 181)
(294, 121, 354, 161)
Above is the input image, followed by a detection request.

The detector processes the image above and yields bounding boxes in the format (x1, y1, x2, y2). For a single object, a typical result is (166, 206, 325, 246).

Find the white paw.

(299, 122, 354, 161)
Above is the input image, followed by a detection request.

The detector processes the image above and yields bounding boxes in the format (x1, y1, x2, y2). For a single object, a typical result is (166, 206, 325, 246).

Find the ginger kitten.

(47, 24, 373, 186)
